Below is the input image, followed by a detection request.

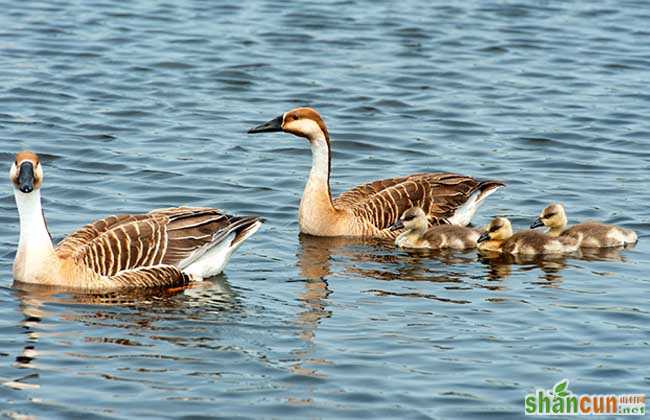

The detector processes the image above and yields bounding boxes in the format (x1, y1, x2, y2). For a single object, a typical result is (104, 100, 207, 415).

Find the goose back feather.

(340, 173, 503, 233)
(110, 265, 193, 289)
(56, 207, 247, 276)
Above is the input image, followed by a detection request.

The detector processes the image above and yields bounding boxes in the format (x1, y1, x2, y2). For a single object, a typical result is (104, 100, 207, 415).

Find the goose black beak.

(389, 220, 404, 231)
(17, 162, 34, 193)
(248, 115, 284, 134)
(477, 232, 490, 243)
(530, 217, 545, 229)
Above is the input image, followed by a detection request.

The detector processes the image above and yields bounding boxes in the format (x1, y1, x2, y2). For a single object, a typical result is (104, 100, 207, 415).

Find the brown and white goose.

(248, 107, 504, 238)
(10, 151, 263, 291)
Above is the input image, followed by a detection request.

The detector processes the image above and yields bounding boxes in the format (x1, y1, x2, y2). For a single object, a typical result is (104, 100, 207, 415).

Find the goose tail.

(447, 179, 505, 226)
(180, 215, 264, 279)
(476, 180, 506, 204)
(621, 227, 638, 245)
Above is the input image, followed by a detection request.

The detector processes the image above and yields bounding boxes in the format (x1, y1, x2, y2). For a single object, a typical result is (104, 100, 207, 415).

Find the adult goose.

(10, 151, 263, 291)
(248, 107, 503, 238)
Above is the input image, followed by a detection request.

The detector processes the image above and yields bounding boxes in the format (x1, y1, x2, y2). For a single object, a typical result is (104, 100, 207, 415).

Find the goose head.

(248, 107, 329, 142)
(478, 217, 513, 243)
(531, 203, 567, 230)
(390, 207, 428, 232)
(10, 151, 43, 194)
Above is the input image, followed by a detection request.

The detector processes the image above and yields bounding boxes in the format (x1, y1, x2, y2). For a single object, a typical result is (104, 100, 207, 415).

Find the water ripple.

(0, 0, 649, 418)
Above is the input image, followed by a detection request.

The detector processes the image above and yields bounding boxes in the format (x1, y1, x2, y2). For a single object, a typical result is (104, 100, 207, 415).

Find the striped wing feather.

(55, 207, 241, 278)
(55, 214, 151, 259)
(334, 175, 414, 208)
(110, 265, 192, 289)
(336, 173, 490, 229)
(153, 207, 236, 267)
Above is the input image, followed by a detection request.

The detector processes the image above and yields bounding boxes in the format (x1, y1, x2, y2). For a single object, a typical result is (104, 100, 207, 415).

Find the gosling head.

(9, 151, 43, 194)
(477, 217, 513, 243)
(248, 107, 329, 142)
(531, 203, 567, 230)
(389, 206, 428, 232)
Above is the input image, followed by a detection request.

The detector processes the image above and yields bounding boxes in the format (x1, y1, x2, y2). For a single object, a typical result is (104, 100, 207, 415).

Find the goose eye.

(545, 212, 556, 218)
(490, 225, 501, 232)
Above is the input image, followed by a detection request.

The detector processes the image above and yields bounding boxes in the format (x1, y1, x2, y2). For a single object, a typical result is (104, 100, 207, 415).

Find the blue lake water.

(0, 0, 649, 418)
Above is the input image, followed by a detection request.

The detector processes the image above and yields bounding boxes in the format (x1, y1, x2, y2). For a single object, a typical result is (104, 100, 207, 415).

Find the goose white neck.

(308, 136, 331, 184)
(14, 189, 55, 280)
(299, 135, 337, 233)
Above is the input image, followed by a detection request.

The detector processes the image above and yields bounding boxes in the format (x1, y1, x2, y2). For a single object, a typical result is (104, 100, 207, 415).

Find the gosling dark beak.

(17, 162, 34, 193)
(530, 217, 545, 229)
(248, 115, 284, 134)
(477, 232, 490, 243)
(389, 220, 404, 231)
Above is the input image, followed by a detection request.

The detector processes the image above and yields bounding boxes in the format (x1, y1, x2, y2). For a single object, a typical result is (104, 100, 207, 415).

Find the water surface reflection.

(4, 278, 241, 391)
(297, 233, 635, 292)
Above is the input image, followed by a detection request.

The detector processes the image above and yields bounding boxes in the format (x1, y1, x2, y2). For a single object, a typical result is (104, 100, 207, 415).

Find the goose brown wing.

(340, 173, 498, 229)
(54, 214, 162, 274)
(55, 207, 248, 277)
(153, 207, 261, 269)
(334, 175, 416, 208)
(55, 214, 150, 258)
(152, 207, 234, 267)
(108, 265, 192, 290)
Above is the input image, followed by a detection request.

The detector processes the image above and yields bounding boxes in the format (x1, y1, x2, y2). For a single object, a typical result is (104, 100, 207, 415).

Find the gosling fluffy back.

(393, 207, 479, 249)
(532, 203, 637, 248)
(479, 216, 580, 255)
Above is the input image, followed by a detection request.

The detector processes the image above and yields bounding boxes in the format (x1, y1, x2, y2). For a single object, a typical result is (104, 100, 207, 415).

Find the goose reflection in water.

(478, 251, 569, 285)
(12, 274, 239, 307)
(296, 235, 476, 312)
(2, 292, 43, 391)
(289, 234, 443, 380)
(297, 233, 635, 303)
(477, 243, 633, 285)
(289, 234, 335, 381)
(576, 245, 633, 262)
(297, 234, 473, 284)
(5, 277, 240, 390)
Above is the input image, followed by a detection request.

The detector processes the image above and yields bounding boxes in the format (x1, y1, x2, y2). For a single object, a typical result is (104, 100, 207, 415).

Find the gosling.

(478, 217, 581, 255)
(391, 207, 480, 250)
(531, 203, 637, 248)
